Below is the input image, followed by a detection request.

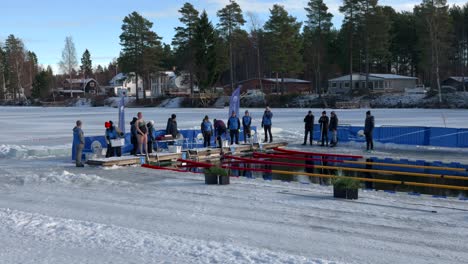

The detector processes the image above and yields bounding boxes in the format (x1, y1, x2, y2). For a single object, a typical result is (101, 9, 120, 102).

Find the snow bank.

(0, 144, 71, 159)
(0, 208, 339, 264)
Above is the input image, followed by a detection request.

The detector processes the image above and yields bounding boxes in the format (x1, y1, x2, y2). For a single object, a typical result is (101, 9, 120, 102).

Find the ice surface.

(0, 106, 467, 263)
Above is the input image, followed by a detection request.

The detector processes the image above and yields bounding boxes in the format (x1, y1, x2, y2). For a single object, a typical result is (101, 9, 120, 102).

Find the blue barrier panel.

(429, 127, 459, 148)
(378, 127, 427, 145)
(457, 128, 468, 148)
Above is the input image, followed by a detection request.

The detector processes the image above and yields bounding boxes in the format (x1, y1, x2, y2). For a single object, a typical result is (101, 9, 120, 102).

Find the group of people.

(129, 112, 179, 156)
(199, 106, 274, 148)
(72, 108, 375, 167)
(302, 110, 339, 147)
(302, 110, 375, 150)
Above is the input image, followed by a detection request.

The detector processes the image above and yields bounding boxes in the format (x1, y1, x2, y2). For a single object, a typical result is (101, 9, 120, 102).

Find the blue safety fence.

(312, 124, 468, 148)
(73, 126, 257, 160)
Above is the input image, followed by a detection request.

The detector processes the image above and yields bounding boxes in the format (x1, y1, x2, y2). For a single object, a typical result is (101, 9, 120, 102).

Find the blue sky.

(1, 0, 464, 73)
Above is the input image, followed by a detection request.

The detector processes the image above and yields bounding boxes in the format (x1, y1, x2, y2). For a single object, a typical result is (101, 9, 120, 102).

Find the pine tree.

(304, 0, 333, 95)
(389, 12, 420, 76)
(0, 47, 6, 99)
(118, 11, 161, 101)
(80, 49, 93, 79)
(5, 35, 26, 100)
(217, 0, 246, 92)
(172, 3, 199, 96)
(264, 5, 303, 94)
(32, 70, 51, 99)
(193, 11, 221, 91)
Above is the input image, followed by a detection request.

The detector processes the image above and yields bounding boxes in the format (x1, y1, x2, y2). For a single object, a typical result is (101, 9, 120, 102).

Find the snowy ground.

(0, 106, 467, 263)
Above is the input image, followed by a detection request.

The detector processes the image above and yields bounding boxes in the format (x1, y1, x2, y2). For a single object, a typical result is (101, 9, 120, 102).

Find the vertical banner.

(118, 95, 125, 133)
(228, 85, 241, 118)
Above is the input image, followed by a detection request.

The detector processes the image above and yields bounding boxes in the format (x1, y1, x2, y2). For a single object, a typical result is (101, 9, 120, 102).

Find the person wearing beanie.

(213, 118, 227, 148)
(105, 120, 122, 157)
(147, 120, 156, 153)
(318, 111, 329, 146)
(303, 110, 314, 146)
(364, 110, 375, 151)
(261, 106, 273, 143)
(227, 111, 241, 145)
(242, 110, 252, 144)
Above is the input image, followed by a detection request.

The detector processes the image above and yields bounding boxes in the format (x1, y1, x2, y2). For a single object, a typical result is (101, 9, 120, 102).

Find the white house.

(328, 73, 418, 94)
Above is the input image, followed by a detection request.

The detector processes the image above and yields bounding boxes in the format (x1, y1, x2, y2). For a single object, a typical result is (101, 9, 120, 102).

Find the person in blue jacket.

(242, 110, 252, 143)
(73, 120, 84, 167)
(261, 106, 273, 143)
(227, 111, 241, 145)
(201, 115, 213, 147)
(105, 120, 123, 157)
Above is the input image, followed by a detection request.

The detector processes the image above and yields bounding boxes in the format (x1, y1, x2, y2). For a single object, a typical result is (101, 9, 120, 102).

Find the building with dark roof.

(441, 76, 468, 91)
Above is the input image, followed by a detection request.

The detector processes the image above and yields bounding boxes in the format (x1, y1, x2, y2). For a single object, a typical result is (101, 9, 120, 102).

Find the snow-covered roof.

(64, 78, 98, 84)
(262, 78, 310, 83)
(447, 76, 468, 83)
(329, 74, 417, 82)
(110, 73, 127, 85)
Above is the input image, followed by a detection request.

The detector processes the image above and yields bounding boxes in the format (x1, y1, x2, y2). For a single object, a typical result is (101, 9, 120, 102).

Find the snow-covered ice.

(0, 106, 467, 263)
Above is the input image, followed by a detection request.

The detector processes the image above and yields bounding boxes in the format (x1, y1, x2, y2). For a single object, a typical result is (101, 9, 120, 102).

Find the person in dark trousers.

(303, 111, 314, 145)
(364, 110, 375, 151)
(318, 111, 329, 146)
(105, 120, 123, 157)
(227, 111, 241, 145)
(166, 114, 178, 138)
(242, 110, 252, 143)
(329, 111, 338, 147)
(213, 119, 227, 148)
(147, 120, 155, 153)
(73, 120, 85, 167)
(201, 115, 213, 147)
(261, 106, 273, 143)
(130, 117, 138, 155)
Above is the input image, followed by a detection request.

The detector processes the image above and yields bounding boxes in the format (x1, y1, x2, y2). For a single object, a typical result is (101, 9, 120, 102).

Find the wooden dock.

(86, 142, 288, 167)
(86, 152, 182, 167)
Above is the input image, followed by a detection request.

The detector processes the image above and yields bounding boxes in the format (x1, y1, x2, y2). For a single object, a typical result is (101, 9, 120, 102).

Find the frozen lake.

(0, 106, 467, 264)
(1, 106, 467, 146)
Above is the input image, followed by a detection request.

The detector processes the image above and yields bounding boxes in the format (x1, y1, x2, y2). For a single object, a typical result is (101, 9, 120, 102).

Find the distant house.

(108, 72, 198, 98)
(58, 78, 100, 97)
(328, 74, 418, 95)
(234, 78, 311, 95)
(441, 77, 468, 91)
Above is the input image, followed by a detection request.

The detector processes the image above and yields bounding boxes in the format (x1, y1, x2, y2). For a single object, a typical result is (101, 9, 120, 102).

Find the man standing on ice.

(302, 110, 314, 145)
(73, 120, 85, 167)
(227, 111, 241, 145)
(329, 111, 338, 147)
(262, 106, 273, 143)
(364, 110, 375, 151)
(242, 110, 252, 143)
(318, 111, 329, 146)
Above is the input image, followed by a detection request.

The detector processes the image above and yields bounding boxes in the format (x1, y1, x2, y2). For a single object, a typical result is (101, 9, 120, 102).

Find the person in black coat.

(302, 111, 314, 145)
(329, 111, 338, 147)
(318, 111, 329, 146)
(364, 110, 375, 151)
(166, 114, 178, 145)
